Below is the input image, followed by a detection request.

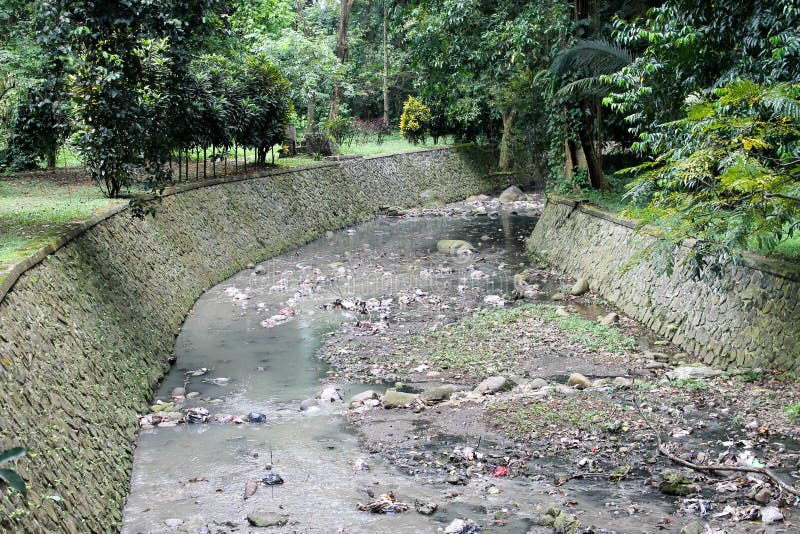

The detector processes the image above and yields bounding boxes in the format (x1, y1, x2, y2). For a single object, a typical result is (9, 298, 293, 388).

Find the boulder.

(567, 373, 591, 389)
(475, 376, 514, 395)
(383, 389, 418, 408)
(499, 185, 526, 202)
(679, 521, 707, 534)
(569, 278, 589, 296)
(529, 378, 548, 390)
(437, 239, 474, 255)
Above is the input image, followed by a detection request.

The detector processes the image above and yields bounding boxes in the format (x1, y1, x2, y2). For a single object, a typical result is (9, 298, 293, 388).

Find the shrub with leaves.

(399, 96, 431, 145)
(623, 80, 800, 273)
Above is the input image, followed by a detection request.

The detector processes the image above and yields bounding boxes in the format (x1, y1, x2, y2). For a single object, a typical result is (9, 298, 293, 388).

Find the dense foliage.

(624, 81, 800, 271)
(0, 0, 798, 262)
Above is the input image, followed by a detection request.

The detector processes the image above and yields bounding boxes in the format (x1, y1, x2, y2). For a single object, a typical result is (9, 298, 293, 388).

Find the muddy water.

(122, 211, 670, 533)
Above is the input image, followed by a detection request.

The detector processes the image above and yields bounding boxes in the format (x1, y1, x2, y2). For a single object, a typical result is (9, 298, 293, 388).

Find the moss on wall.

(0, 146, 496, 532)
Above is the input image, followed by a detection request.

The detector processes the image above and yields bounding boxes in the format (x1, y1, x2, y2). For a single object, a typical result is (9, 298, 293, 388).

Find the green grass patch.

(276, 134, 451, 167)
(786, 402, 800, 420)
(491, 399, 607, 440)
(666, 377, 709, 391)
(0, 178, 122, 271)
(404, 304, 635, 375)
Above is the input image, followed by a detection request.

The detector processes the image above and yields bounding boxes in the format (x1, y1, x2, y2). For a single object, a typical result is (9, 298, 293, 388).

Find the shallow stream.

(122, 211, 675, 533)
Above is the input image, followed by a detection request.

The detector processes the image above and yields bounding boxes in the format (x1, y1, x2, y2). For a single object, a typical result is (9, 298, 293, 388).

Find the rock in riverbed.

(499, 185, 526, 202)
(437, 240, 474, 255)
(666, 366, 723, 380)
(476, 376, 514, 395)
(598, 312, 619, 326)
(300, 398, 319, 411)
(247, 510, 289, 527)
(383, 389, 418, 408)
(567, 373, 592, 389)
(421, 384, 460, 403)
(570, 278, 589, 296)
(319, 386, 342, 403)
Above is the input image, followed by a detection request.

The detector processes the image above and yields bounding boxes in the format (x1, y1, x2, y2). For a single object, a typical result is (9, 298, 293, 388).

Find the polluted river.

(123, 197, 799, 533)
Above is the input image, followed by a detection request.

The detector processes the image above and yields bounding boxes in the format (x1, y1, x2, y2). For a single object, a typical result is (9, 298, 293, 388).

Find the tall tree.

(329, 0, 355, 119)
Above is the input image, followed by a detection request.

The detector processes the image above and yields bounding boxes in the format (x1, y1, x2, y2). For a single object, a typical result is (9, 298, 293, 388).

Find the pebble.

(163, 518, 183, 529)
(754, 487, 772, 504)
(760, 506, 783, 524)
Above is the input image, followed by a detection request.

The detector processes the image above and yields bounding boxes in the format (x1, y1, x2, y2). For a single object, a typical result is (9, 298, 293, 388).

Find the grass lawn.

(275, 134, 451, 167)
(0, 134, 437, 272)
(0, 176, 123, 272)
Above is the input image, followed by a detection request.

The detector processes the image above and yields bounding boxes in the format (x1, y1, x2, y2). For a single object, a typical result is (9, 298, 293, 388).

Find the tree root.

(635, 396, 800, 497)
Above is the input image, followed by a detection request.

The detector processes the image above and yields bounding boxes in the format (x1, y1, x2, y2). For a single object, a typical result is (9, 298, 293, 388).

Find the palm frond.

(552, 40, 633, 76)
(555, 76, 612, 99)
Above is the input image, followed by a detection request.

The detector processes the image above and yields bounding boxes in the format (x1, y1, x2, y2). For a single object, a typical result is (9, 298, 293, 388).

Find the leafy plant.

(623, 80, 800, 273)
(399, 96, 431, 145)
(0, 447, 27, 497)
(325, 115, 355, 146)
(786, 402, 800, 421)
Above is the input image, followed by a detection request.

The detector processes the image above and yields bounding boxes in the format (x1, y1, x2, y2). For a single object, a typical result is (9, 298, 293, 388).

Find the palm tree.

(551, 39, 633, 191)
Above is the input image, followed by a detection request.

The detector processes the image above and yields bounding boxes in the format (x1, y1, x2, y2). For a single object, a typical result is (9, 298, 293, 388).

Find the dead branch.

(635, 396, 799, 497)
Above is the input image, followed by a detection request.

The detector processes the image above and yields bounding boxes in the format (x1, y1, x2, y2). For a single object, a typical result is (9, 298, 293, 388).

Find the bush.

(353, 118, 390, 145)
(325, 115, 355, 146)
(399, 96, 431, 145)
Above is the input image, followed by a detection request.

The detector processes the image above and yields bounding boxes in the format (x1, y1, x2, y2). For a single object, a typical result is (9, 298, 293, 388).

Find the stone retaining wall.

(528, 196, 800, 372)
(0, 146, 497, 532)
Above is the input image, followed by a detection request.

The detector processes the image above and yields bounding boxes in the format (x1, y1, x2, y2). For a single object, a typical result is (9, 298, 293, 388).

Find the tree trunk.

(577, 127, 606, 191)
(47, 146, 57, 170)
(382, 0, 389, 124)
(499, 108, 517, 170)
(329, 0, 355, 120)
(306, 93, 316, 132)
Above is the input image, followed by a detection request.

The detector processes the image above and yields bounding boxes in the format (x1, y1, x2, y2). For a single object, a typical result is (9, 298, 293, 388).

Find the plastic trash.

(248, 412, 267, 424)
(261, 473, 284, 486)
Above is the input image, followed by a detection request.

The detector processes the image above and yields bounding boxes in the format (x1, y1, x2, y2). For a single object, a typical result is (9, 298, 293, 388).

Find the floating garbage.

(186, 407, 210, 424)
(357, 491, 409, 514)
(261, 473, 284, 486)
(202, 377, 230, 386)
(248, 412, 267, 424)
(260, 307, 297, 328)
